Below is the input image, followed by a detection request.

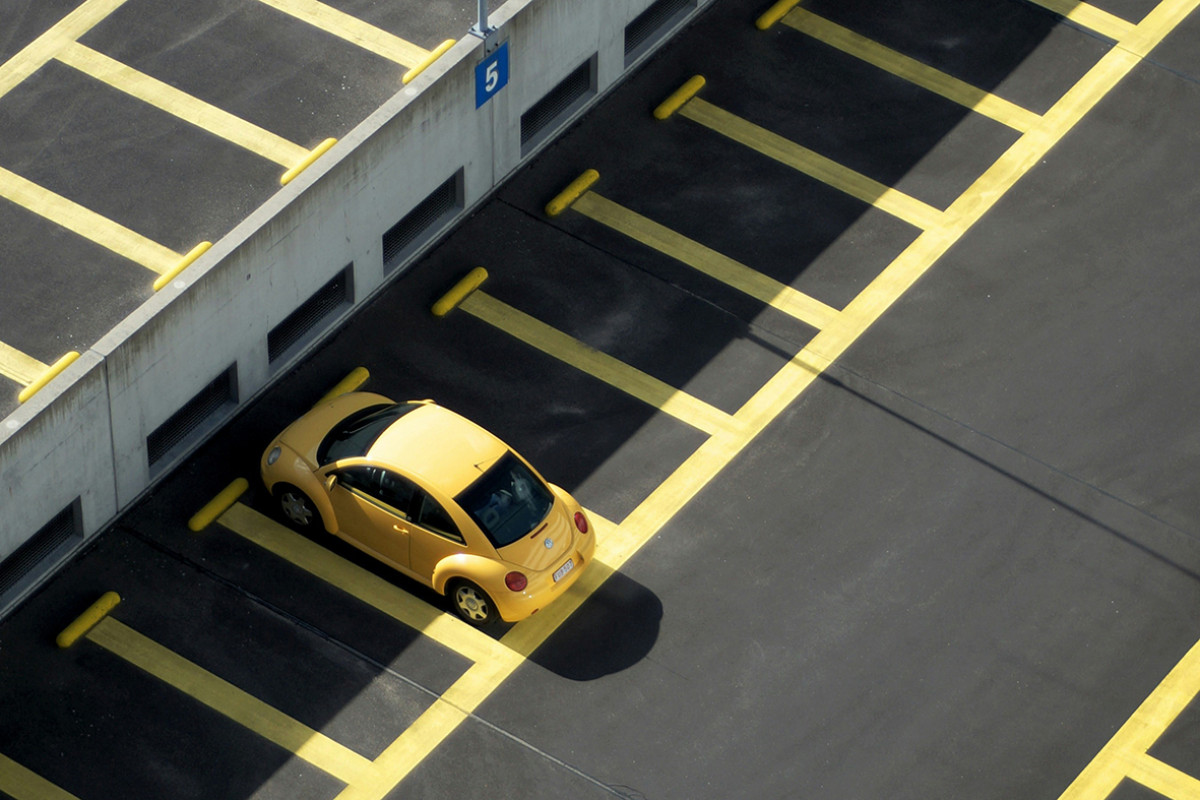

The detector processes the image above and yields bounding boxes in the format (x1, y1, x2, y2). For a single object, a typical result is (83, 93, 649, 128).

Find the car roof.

(368, 403, 509, 497)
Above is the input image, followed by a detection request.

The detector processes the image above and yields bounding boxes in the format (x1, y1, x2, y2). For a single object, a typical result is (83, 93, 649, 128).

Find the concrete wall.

(0, 0, 713, 611)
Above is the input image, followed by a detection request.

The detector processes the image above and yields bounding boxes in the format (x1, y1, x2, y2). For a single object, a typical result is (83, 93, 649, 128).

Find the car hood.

(496, 498, 577, 571)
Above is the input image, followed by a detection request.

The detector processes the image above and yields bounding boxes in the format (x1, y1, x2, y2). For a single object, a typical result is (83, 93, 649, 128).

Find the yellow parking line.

(781, 8, 1041, 132)
(572, 191, 841, 330)
(0, 342, 49, 387)
(460, 291, 741, 437)
(84, 615, 373, 784)
(0, 753, 81, 800)
(1057, 633, 1200, 799)
(216, 502, 503, 664)
(0, 0, 129, 100)
(1027, 0, 1136, 40)
(253, 0, 429, 67)
(680, 97, 944, 230)
(335, 1, 1200, 798)
(1126, 753, 1200, 798)
(56, 42, 308, 168)
(0, 166, 178, 273)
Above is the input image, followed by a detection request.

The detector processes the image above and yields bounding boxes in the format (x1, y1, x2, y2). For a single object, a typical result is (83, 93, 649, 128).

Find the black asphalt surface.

(5, 0, 1200, 799)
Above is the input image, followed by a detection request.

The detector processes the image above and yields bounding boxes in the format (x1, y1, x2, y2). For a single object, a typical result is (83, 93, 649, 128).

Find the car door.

(326, 465, 415, 571)
(407, 489, 469, 581)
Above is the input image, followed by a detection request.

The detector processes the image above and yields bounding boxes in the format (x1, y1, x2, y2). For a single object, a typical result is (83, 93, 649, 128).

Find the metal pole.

(471, 0, 491, 37)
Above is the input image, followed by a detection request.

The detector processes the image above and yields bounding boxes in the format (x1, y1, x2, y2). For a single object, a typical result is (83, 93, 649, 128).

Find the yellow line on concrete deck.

(0, 0, 129, 100)
(0, 343, 48, 387)
(681, 97, 944, 230)
(1027, 0, 1136, 40)
(217, 502, 503, 664)
(0, 753, 81, 800)
(781, 8, 1041, 132)
(572, 191, 841, 330)
(254, 0, 429, 67)
(0, 166, 178, 273)
(86, 615, 373, 785)
(56, 42, 308, 167)
(460, 291, 741, 437)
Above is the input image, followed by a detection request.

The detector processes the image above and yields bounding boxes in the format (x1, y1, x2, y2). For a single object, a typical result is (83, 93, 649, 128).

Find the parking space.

(0, 0, 497, 411)
(4, 0, 1200, 798)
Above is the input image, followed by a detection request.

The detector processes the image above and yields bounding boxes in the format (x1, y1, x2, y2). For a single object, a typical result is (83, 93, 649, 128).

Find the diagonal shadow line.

(816, 365, 1200, 584)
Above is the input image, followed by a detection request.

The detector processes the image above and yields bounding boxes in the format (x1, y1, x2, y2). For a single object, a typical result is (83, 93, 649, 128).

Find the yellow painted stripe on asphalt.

(85, 616, 373, 784)
(1058, 634, 1200, 799)
(332, 3, 1200, 799)
(781, 8, 1041, 132)
(1126, 753, 1200, 798)
(0, 166, 178, 273)
(680, 97, 944, 230)
(460, 291, 741, 437)
(0, 0, 129, 99)
(0, 343, 49, 386)
(253, 0, 429, 67)
(337, 532, 624, 800)
(1027, 0, 1136, 40)
(572, 192, 841, 330)
(0, 753, 82, 800)
(217, 502, 502, 664)
(56, 42, 308, 167)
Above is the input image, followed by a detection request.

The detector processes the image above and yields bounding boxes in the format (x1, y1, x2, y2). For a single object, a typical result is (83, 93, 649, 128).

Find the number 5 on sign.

(476, 42, 509, 108)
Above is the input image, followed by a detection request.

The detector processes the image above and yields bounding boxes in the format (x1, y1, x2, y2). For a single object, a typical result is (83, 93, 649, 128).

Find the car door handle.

(393, 524, 409, 534)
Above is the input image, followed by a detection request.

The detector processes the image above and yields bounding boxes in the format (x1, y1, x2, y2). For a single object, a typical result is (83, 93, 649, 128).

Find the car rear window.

(317, 403, 418, 465)
(456, 451, 554, 548)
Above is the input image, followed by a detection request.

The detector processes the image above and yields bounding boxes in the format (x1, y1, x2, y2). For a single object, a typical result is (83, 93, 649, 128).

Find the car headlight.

(266, 446, 282, 466)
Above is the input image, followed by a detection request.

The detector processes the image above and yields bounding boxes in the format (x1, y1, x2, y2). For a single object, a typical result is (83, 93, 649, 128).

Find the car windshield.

(317, 403, 418, 465)
(456, 451, 555, 548)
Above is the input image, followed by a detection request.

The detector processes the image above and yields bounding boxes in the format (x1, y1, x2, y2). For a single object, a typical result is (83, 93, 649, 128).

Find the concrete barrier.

(0, 0, 714, 614)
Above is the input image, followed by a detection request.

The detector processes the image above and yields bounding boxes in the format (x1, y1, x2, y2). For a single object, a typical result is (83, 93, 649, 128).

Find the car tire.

(275, 484, 319, 532)
(449, 580, 498, 626)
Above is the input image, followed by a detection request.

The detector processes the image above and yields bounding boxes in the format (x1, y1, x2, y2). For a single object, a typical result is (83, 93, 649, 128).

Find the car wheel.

(276, 484, 319, 532)
(450, 580, 497, 626)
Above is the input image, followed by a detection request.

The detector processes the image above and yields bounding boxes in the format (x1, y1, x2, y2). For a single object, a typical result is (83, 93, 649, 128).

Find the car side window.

(377, 470, 418, 514)
(415, 492, 462, 541)
(337, 466, 416, 518)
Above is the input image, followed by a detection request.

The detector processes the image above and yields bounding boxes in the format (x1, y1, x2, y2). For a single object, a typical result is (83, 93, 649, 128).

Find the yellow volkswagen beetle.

(260, 392, 594, 625)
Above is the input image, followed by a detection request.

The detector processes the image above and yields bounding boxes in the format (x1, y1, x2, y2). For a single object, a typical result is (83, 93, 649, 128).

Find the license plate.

(553, 559, 574, 582)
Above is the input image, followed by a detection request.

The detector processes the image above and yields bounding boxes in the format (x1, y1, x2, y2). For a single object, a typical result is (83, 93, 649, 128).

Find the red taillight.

(505, 571, 527, 592)
(574, 511, 589, 534)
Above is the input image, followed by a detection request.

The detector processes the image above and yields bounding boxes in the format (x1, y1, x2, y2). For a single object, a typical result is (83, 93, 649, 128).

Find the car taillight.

(574, 511, 589, 534)
(505, 572, 527, 592)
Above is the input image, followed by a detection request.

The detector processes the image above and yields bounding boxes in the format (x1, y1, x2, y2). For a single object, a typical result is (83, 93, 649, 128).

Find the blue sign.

(475, 42, 509, 108)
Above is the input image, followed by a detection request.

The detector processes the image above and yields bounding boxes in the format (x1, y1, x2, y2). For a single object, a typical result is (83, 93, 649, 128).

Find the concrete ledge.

(0, 0, 720, 615)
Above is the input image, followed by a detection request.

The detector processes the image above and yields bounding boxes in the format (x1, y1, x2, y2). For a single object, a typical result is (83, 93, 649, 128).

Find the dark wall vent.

(521, 57, 596, 154)
(625, 0, 693, 65)
(147, 365, 237, 470)
(268, 266, 353, 364)
(383, 172, 463, 272)
(0, 500, 79, 599)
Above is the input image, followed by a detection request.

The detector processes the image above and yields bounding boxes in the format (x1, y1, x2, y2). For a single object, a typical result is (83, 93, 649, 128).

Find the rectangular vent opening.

(383, 171, 463, 272)
(521, 57, 595, 154)
(147, 365, 237, 470)
(0, 500, 80, 600)
(624, 0, 693, 64)
(268, 266, 353, 364)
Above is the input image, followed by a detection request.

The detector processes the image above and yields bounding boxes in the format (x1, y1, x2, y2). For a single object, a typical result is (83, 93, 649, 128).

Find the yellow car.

(260, 392, 595, 625)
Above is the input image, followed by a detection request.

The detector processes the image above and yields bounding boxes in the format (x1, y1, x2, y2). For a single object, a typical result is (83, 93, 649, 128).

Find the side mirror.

(325, 474, 338, 491)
